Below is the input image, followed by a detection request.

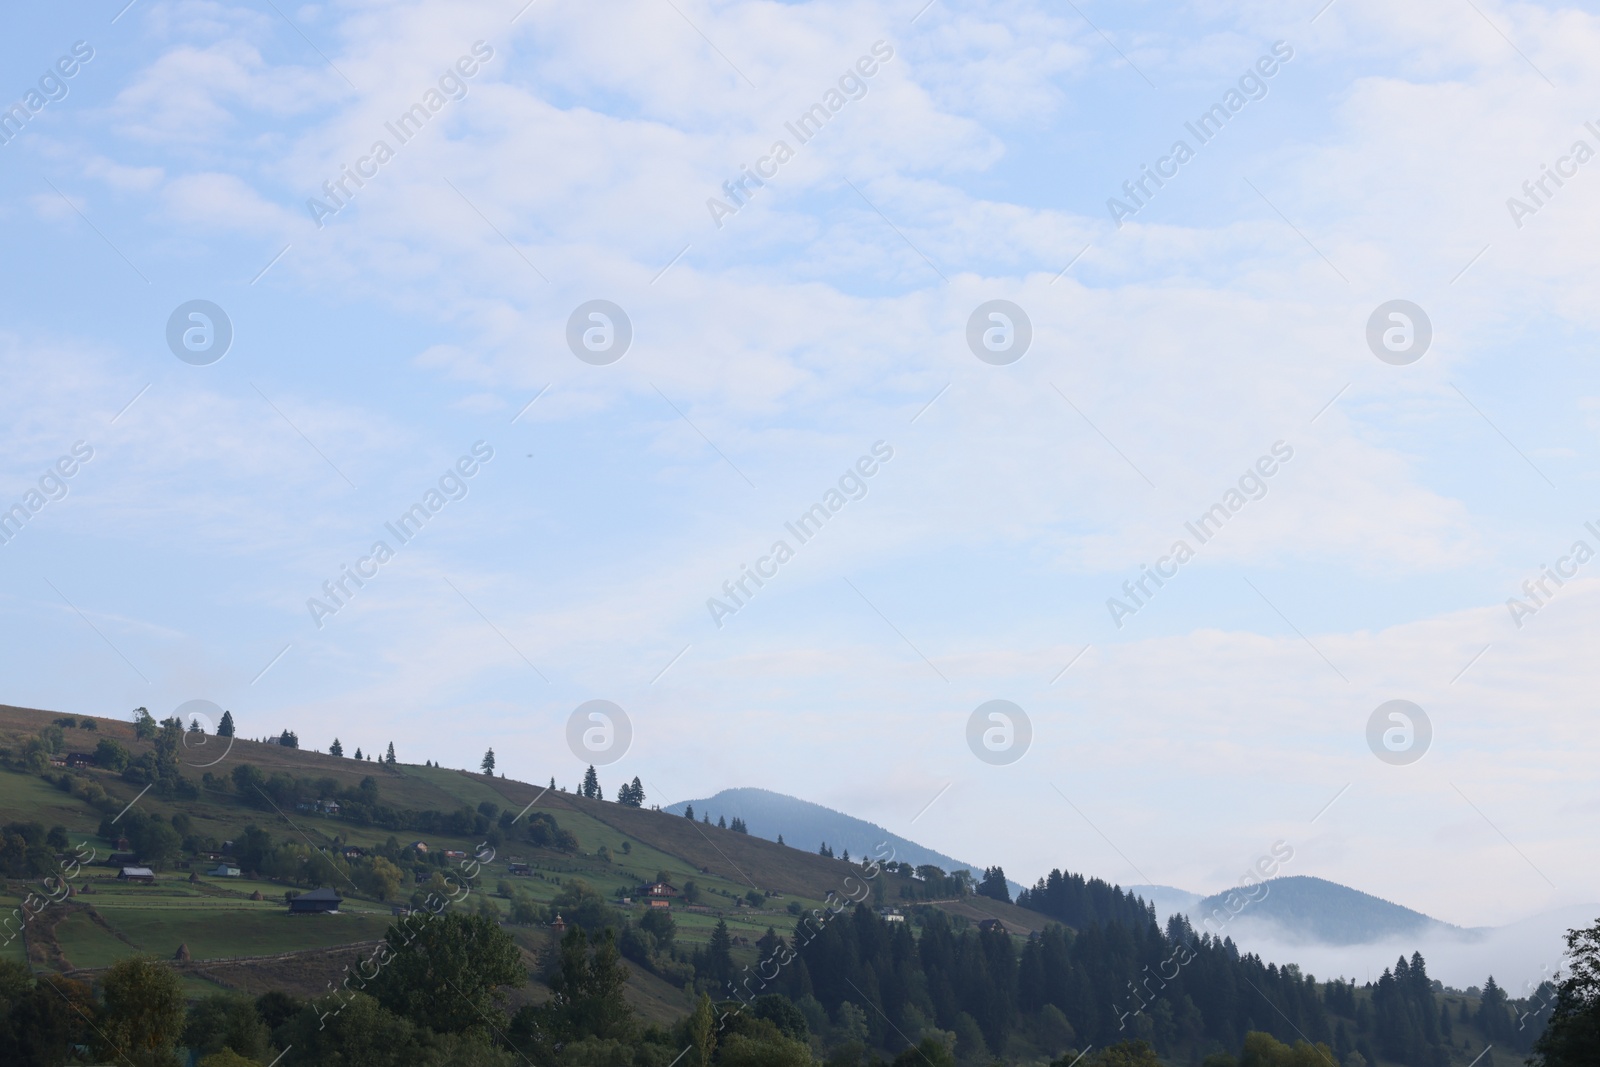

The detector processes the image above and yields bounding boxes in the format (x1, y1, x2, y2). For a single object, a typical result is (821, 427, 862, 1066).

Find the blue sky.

(1, 0, 1597, 949)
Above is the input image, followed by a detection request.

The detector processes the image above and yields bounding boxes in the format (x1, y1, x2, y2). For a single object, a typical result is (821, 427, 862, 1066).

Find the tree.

(615, 778, 645, 807)
(132, 707, 157, 740)
(94, 737, 130, 771)
(353, 747, 362, 760)
(978, 865, 1011, 903)
(706, 920, 734, 987)
(581, 765, 600, 799)
(385, 742, 396, 766)
(95, 955, 186, 1067)
(217, 710, 234, 737)
(360, 857, 404, 901)
(183, 992, 271, 1064)
(0, 965, 96, 1066)
(365, 912, 524, 1039)
(329, 738, 343, 757)
(687, 992, 717, 1067)
(717, 816, 726, 829)
(1533, 917, 1600, 1067)
(481, 748, 495, 776)
(187, 718, 203, 735)
(544, 926, 633, 1041)
(197, 1051, 263, 1067)
(683, 805, 695, 820)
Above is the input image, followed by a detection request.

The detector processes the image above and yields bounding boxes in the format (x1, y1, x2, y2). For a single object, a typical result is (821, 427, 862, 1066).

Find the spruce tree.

(582, 765, 600, 799)
(385, 742, 396, 765)
(217, 710, 235, 737)
(330, 738, 343, 757)
(354, 747, 362, 760)
(481, 748, 496, 775)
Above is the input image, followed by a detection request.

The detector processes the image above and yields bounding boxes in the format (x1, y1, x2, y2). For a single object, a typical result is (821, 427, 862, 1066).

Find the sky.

(1, 0, 1597, 974)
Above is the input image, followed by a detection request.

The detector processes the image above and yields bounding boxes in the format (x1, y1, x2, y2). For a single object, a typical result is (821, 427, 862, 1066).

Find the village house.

(118, 867, 156, 884)
(65, 752, 95, 769)
(288, 887, 342, 915)
(208, 863, 241, 878)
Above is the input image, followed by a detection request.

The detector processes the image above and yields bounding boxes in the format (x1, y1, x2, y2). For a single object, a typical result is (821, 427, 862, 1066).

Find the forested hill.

(1194, 876, 1460, 945)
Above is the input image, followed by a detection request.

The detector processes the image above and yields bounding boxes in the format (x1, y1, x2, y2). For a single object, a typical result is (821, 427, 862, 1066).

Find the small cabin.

(442, 849, 466, 860)
(638, 881, 677, 898)
(977, 918, 1005, 934)
(118, 867, 156, 884)
(208, 864, 241, 878)
(648, 899, 671, 910)
(341, 846, 365, 860)
(550, 914, 568, 933)
(65, 752, 96, 769)
(508, 862, 531, 875)
(409, 841, 429, 853)
(288, 887, 342, 915)
(885, 911, 906, 924)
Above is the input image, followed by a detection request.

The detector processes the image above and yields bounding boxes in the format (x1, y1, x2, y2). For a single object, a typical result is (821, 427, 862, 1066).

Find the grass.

(52, 910, 131, 970)
(97, 906, 393, 961)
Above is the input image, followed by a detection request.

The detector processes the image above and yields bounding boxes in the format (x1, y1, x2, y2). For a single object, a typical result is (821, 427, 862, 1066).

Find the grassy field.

(99, 907, 392, 961)
(51, 910, 132, 970)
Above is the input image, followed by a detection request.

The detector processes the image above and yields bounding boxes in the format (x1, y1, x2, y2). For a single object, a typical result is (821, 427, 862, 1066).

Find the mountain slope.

(1194, 875, 1460, 945)
(663, 787, 1021, 896)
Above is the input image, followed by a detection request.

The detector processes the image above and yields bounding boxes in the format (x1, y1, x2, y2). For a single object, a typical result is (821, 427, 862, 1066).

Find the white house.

(209, 864, 241, 878)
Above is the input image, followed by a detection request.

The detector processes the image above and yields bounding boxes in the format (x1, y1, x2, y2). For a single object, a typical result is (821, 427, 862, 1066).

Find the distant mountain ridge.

(1128, 875, 1469, 947)
(662, 787, 1023, 897)
(1194, 875, 1464, 945)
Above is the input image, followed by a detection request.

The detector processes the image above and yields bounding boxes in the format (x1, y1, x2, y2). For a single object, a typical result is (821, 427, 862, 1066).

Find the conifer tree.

(481, 748, 496, 775)
(217, 710, 235, 737)
(385, 742, 396, 765)
(330, 738, 343, 757)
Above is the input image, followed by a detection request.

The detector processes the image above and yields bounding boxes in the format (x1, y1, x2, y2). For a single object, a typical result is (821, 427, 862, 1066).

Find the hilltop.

(663, 786, 1024, 897)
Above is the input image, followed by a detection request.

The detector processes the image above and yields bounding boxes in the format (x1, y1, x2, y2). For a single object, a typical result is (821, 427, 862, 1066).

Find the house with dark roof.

(288, 887, 342, 915)
(638, 881, 677, 898)
(65, 752, 95, 769)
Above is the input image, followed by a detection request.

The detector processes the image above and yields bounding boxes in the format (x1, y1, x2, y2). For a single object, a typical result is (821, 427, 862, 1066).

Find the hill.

(1194, 875, 1460, 946)
(663, 786, 1023, 896)
(0, 701, 1043, 1020)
